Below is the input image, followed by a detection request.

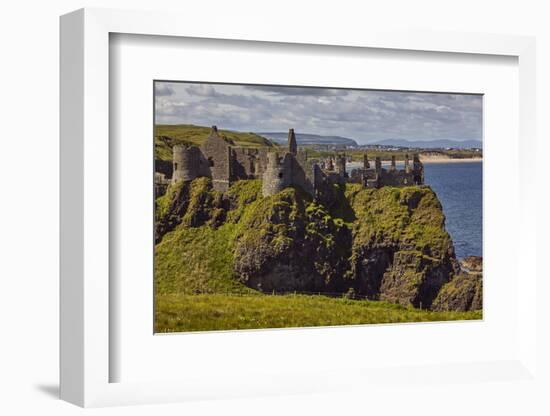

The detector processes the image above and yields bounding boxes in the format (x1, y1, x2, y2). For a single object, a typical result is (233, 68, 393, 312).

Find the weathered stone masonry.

(168, 125, 424, 197)
(348, 153, 424, 188)
(171, 126, 268, 192)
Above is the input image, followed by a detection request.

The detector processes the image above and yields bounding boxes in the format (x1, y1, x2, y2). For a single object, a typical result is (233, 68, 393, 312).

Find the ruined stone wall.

(336, 155, 346, 177)
(325, 171, 345, 186)
(348, 168, 364, 184)
(352, 153, 424, 189)
(155, 172, 170, 197)
(358, 168, 419, 188)
(290, 156, 315, 196)
(379, 170, 417, 186)
(232, 147, 269, 179)
(255, 148, 269, 177)
(231, 148, 253, 179)
(155, 159, 173, 179)
(200, 133, 232, 192)
(168, 128, 426, 198)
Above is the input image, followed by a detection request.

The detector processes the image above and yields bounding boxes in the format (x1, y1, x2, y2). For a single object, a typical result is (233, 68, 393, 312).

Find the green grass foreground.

(155, 293, 482, 333)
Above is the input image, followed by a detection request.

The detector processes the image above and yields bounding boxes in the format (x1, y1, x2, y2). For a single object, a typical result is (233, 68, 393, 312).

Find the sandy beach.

(346, 157, 482, 169)
(419, 156, 482, 164)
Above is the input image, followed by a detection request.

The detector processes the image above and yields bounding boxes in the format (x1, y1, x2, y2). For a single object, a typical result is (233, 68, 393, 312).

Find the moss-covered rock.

(232, 187, 352, 293)
(432, 272, 483, 312)
(346, 185, 459, 308)
(155, 177, 226, 243)
(460, 256, 483, 273)
(154, 178, 469, 311)
(155, 180, 190, 243)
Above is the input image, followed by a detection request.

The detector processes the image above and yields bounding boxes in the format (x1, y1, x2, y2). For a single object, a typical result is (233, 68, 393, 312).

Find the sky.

(154, 82, 482, 145)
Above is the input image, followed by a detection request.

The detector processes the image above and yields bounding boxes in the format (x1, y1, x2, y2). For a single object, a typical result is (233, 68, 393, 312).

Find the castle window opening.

(278, 172, 283, 179)
(174, 163, 178, 171)
(208, 157, 214, 167)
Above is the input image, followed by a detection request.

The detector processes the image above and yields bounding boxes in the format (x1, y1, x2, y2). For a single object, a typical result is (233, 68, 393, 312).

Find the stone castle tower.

(172, 145, 201, 182)
(261, 152, 292, 196)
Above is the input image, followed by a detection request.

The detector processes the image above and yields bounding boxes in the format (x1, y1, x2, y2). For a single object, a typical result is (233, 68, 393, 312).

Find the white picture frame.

(60, 7, 539, 408)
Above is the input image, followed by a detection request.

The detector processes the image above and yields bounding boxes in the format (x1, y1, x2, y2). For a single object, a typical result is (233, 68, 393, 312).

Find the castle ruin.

(348, 153, 424, 188)
(172, 126, 269, 192)
(167, 126, 424, 197)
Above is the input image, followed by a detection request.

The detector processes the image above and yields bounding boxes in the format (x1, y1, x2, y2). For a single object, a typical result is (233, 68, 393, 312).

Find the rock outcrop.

(345, 186, 459, 308)
(233, 188, 352, 293)
(155, 177, 226, 243)
(432, 272, 483, 312)
(155, 177, 481, 311)
(460, 256, 483, 273)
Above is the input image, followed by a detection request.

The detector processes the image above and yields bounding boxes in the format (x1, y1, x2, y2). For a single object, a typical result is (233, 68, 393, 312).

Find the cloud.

(154, 83, 175, 97)
(154, 82, 482, 144)
(185, 84, 219, 97)
(244, 85, 349, 97)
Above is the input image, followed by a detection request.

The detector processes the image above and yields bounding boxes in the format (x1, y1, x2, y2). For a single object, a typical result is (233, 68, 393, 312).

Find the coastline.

(346, 158, 482, 169)
(419, 157, 482, 164)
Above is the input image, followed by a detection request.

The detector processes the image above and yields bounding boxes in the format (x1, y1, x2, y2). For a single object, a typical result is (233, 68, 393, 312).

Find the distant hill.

(369, 139, 482, 149)
(155, 124, 276, 161)
(259, 132, 358, 147)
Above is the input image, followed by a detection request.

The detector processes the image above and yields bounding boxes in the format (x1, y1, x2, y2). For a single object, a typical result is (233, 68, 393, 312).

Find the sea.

(347, 161, 483, 259)
(423, 162, 482, 259)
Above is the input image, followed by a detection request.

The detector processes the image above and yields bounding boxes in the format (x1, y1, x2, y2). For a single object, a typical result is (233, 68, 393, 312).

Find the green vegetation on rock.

(343, 184, 457, 307)
(432, 272, 483, 312)
(230, 185, 353, 293)
(155, 223, 252, 295)
(154, 176, 479, 332)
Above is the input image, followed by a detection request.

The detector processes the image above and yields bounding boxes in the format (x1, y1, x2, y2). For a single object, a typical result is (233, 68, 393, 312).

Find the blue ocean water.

(423, 162, 483, 259)
(346, 161, 483, 259)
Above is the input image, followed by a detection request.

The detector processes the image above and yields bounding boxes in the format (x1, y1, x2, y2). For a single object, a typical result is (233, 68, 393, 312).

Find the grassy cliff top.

(155, 124, 276, 161)
(344, 183, 452, 256)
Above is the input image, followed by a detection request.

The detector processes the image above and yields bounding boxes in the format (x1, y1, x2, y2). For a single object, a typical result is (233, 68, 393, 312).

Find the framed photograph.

(152, 81, 483, 334)
(60, 8, 539, 408)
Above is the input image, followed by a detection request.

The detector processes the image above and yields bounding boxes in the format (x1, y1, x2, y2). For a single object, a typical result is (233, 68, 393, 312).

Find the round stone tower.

(172, 145, 200, 183)
(262, 152, 290, 196)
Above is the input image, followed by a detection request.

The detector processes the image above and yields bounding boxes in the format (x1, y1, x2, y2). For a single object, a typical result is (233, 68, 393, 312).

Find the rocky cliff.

(155, 178, 481, 311)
